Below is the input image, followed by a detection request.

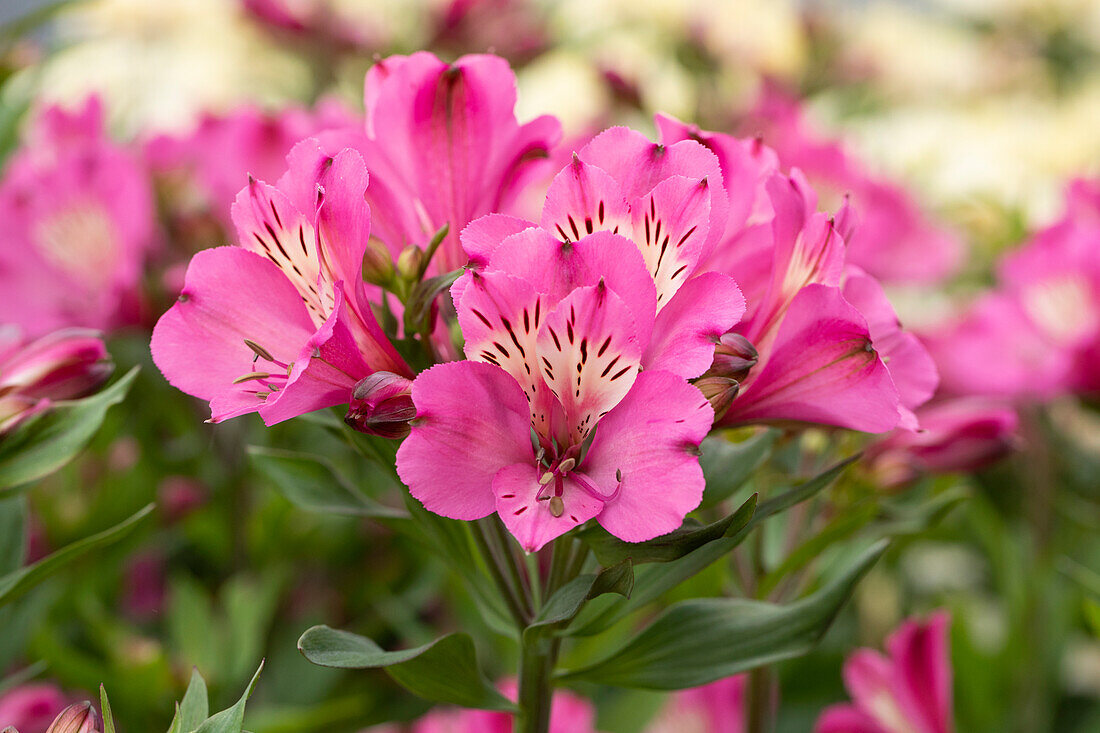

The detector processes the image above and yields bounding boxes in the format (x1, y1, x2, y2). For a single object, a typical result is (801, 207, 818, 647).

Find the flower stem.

(745, 665, 777, 733)
(472, 520, 529, 626)
(516, 634, 559, 733)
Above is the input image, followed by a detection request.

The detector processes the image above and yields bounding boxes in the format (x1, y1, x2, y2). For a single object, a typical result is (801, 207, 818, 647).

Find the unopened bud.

(46, 702, 99, 733)
(345, 372, 416, 439)
(363, 237, 396, 287)
(708, 333, 758, 383)
(695, 376, 739, 421)
(396, 244, 424, 281)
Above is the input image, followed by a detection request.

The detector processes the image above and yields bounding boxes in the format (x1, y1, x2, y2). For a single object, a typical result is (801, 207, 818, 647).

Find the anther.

(557, 457, 576, 473)
(233, 371, 271, 384)
(243, 339, 275, 362)
(539, 471, 554, 486)
(549, 496, 564, 517)
(615, 468, 623, 483)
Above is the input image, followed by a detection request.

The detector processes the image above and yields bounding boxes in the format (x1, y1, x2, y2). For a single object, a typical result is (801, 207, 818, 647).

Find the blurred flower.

(152, 140, 409, 425)
(868, 398, 1020, 488)
(431, 0, 551, 66)
(320, 52, 562, 273)
(123, 551, 167, 620)
(0, 98, 157, 336)
(926, 179, 1100, 401)
(0, 328, 113, 436)
(0, 685, 68, 733)
(157, 476, 208, 522)
(743, 86, 962, 285)
(816, 612, 954, 733)
(646, 674, 747, 733)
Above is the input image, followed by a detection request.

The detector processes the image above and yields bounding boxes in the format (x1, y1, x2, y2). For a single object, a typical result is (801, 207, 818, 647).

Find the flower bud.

(695, 375, 740, 421)
(708, 333, 758, 383)
(1, 329, 112, 401)
(345, 372, 416, 439)
(396, 244, 424, 282)
(45, 702, 98, 733)
(362, 237, 396, 287)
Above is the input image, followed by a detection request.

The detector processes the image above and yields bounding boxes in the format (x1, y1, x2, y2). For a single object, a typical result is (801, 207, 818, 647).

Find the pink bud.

(708, 333, 758, 384)
(694, 376, 740, 421)
(345, 372, 416, 439)
(45, 702, 99, 733)
(0, 684, 69, 733)
(0, 329, 112, 402)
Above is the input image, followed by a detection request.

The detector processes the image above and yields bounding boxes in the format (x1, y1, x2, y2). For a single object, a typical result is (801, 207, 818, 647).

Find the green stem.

(545, 538, 570, 599)
(516, 634, 559, 733)
(745, 665, 776, 733)
(488, 518, 536, 616)
(471, 520, 529, 626)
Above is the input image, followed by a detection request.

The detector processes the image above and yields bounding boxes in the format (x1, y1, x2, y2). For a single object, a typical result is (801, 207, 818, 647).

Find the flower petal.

(644, 272, 745, 378)
(396, 361, 534, 520)
(540, 155, 630, 244)
(494, 464, 603, 552)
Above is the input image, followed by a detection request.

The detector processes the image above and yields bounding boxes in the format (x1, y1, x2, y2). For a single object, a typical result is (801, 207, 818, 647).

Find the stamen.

(549, 496, 564, 517)
(572, 472, 621, 503)
(243, 339, 275, 362)
(539, 471, 554, 485)
(557, 457, 576, 473)
(233, 372, 272, 384)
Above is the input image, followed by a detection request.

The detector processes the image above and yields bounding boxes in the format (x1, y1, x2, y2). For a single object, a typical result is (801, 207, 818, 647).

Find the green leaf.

(0, 367, 138, 490)
(178, 668, 210, 732)
(560, 540, 887, 688)
(526, 560, 634, 640)
(0, 492, 26, 574)
(298, 626, 516, 712)
(248, 446, 406, 519)
(100, 685, 117, 733)
(699, 430, 778, 508)
(568, 456, 857, 637)
(0, 503, 153, 607)
(193, 661, 263, 733)
(580, 494, 757, 566)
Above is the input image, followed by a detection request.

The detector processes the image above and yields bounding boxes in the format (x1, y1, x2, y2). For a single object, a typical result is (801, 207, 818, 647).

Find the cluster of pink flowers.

(148, 51, 940, 551)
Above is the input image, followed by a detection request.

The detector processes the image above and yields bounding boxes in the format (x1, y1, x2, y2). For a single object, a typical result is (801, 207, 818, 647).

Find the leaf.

(567, 456, 857, 637)
(560, 540, 887, 689)
(699, 430, 778, 508)
(298, 626, 516, 712)
(0, 503, 153, 607)
(100, 685, 117, 733)
(0, 492, 26, 574)
(526, 560, 634, 640)
(178, 668, 209, 732)
(193, 661, 263, 733)
(248, 447, 406, 519)
(0, 367, 138, 490)
(579, 494, 757, 566)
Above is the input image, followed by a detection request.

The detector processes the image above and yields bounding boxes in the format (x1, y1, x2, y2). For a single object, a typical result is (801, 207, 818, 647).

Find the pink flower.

(0, 685, 69, 733)
(646, 675, 746, 733)
(816, 612, 954, 733)
(656, 116, 936, 433)
(319, 52, 562, 272)
(44, 703, 99, 733)
(145, 101, 358, 234)
(867, 399, 1019, 488)
(398, 238, 713, 551)
(242, 0, 379, 49)
(151, 140, 409, 425)
(370, 679, 597, 733)
(0, 97, 156, 336)
(742, 85, 961, 285)
(925, 179, 1100, 401)
(0, 328, 113, 436)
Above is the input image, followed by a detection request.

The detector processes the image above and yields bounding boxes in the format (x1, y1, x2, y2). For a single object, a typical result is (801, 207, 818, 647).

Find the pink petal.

(814, 705, 891, 733)
(494, 464, 603, 552)
(396, 361, 534, 520)
(461, 214, 536, 269)
(886, 612, 953, 733)
(486, 228, 657, 354)
(536, 284, 641, 444)
(644, 272, 745, 378)
(723, 285, 901, 433)
(151, 247, 317, 422)
(539, 155, 630, 244)
(628, 174, 713, 308)
(584, 370, 712, 542)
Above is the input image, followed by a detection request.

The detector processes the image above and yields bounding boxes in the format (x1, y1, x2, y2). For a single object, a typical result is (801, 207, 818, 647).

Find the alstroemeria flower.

(655, 116, 936, 433)
(398, 235, 712, 551)
(152, 140, 409, 424)
(0, 328, 113, 436)
(646, 675, 747, 733)
(458, 126, 747, 380)
(318, 52, 562, 272)
(816, 612, 954, 733)
(0, 684, 69, 733)
(742, 85, 961, 285)
(0, 97, 156, 336)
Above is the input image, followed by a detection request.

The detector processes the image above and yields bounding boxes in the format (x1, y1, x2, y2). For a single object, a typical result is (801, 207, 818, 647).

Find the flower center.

(1021, 274, 1098, 346)
(232, 338, 294, 402)
(34, 201, 119, 289)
